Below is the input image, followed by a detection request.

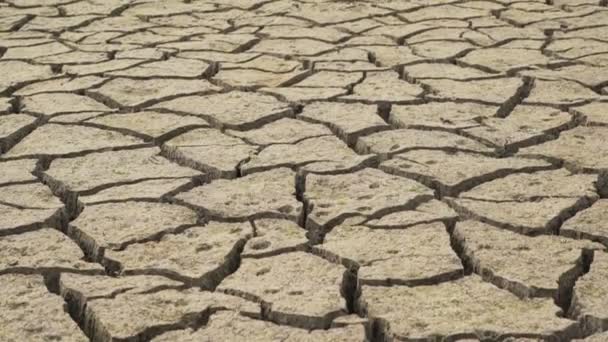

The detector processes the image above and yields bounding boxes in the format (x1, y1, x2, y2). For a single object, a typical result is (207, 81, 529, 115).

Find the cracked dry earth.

(2, 0, 608, 342)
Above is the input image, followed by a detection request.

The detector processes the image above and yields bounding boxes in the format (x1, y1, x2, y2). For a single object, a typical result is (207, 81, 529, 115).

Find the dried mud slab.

(357, 128, 491, 160)
(388, 102, 496, 130)
(365, 199, 458, 229)
(22, 93, 111, 115)
(0, 114, 39, 153)
(454, 220, 601, 306)
(360, 275, 579, 341)
(450, 169, 599, 235)
(227, 118, 331, 146)
(87, 78, 220, 108)
(176, 168, 302, 222)
(319, 223, 463, 285)
(152, 311, 366, 341)
(242, 219, 308, 257)
(0, 183, 64, 233)
(152, 91, 293, 130)
(69, 201, 198, 261)
(340, 71, 424, 103)
(87, 111, 209, 140)
(6, 123, 143, 157)
(521, 126, 608, 171)
(162, 128, 256, 178)
(104, 222, 252, 286)
(298, 102, 389, 146)
(59, 274, 257, 341)
(0, 274, 88, 342)
(0, 228, 102, 273)
(304, 168, 433, 234)
(380, 150, 552, 197)
(44, 147, 200, 197)
(561, 200, 608, 247)
(569, 252, 608, 334)
(0, 159, 37, 184)
(218, 251, 346, 328)
(242, 135, 375, 175)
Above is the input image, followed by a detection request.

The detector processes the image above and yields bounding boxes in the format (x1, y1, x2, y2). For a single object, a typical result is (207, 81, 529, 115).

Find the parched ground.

(1, 0, 608, 341)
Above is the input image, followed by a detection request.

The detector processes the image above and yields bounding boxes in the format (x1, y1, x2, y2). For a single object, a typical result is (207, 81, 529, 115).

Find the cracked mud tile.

(340, 71, 424, 103)
(389, 102, 497, 130)
(76, 16, 153, 33)
(121, 1, 219, 16)
(159, 33, 258, 53)
(177, 51, 259, 64)
(69, 201, 198, 261)
(0, 228, 103, 274)
(425, 77, 524, 104)
(0, 159, 36, 185)
(44, 147, 200, 199)
(454, 220, 601, 307)
(360, 275, 579, 341)
(402, 4, 490, 21)
(59, 273, 257, 341)
(451, 169, 598, 235)
(298, 102, 389, 147)
(152, 91, 292, 130)
(241, 136, 374, 175)
(22, 93, 110, 115)
(304, 168, 433, 233)
(104, 222, 252, 286)
(227, 118, 331, 146)
(520, 126, 608, 171)
(106, 57, 212, 78)
(218, 251, 346, 328)
(79, 178, 194, 204)
(319, 222, 463, 286)
(524, 79, 599, 106)
(162, 128, 256, 178)
(215, 69, 309, 89)
(87, 111, 209, 141)
(0, 98, 11, 114)
(222, 55, 301, 73)
(152, 311, 365, 341)
(251, 38, 335, 56)
(287, 1, 389, 25)
(561, 200, 608, 247)
(381, 150, 552, 197)
(0, 113, 38, 153)
(259, 87, 348, 103)
(571, 102, 608, 126)
(1, 42, 72, 60)
(0, 183, 63, 233)
(176, 168, 302, 222)
(63, 59, 144, 76)
(34, 50, 109, 65)
(569, 251, 608, 334)
(5, 123, 144, 158)
(360, 45, 425, 67)
(356, 129, 491, 161)
(304, 48, 370, 64)
(462, 106, 575, 150)
(410, 40, 476, 60)
(13, 76, 107, 96)
(87, 78, 220, 108)
(366, 199, 458, 229)
(0, 274, 87, 342)
(402, 62, 492, 80)
(294, 71, 364, 88)
(459, 48, 561, 73)
(0, 60, 54, 94)
(521, 65, 608, 90)
(314, 61, 387, 73)
(258, 26, 349, 43)
(242, 219, 308, 258)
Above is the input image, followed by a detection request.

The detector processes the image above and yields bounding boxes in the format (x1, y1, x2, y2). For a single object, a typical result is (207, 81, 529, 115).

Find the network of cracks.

(1, 0, 608, 341)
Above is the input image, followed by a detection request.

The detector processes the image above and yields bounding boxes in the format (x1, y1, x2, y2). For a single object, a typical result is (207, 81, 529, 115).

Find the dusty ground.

(1, 0, 608, 341)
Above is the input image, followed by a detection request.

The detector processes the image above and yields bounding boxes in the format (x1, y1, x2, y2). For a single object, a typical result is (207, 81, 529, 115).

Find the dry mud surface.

(1, 0, 608, 341)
